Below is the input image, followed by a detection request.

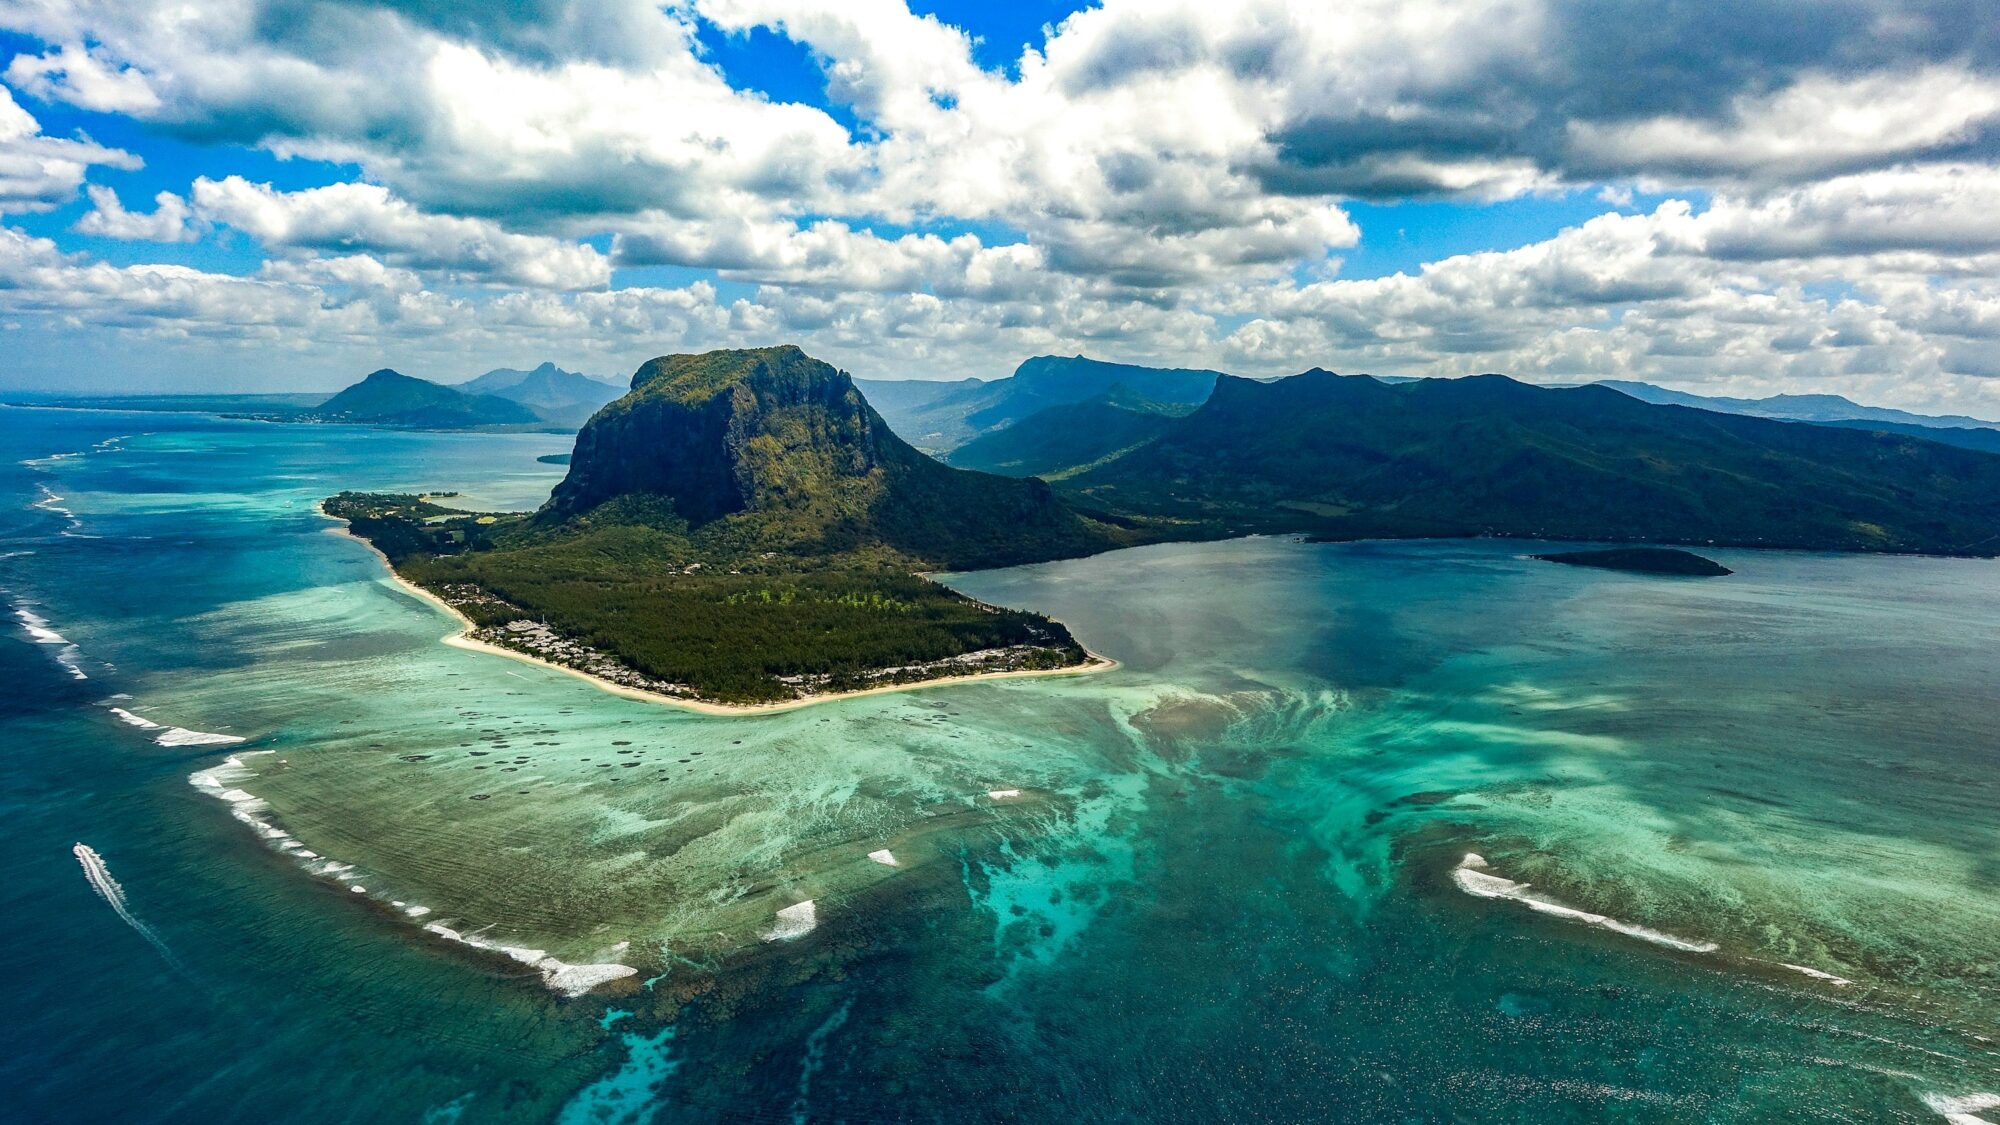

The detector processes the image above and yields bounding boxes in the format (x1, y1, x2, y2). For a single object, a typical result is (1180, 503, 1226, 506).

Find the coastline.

(317, 508, 1117, 716)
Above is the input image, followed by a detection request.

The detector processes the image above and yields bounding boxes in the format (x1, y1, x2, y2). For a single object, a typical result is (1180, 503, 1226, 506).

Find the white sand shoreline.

(317, 506, 1117, 716)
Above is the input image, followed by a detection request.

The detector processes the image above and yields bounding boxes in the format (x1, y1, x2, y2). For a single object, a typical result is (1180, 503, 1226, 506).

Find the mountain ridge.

(1062, 369, 2000, 555)
(313, 368, 540, 428)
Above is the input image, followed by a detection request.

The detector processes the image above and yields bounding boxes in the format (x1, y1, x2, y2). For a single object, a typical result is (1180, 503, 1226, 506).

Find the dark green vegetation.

(1533, 547, 1733, 576)
(946, 386, 1191, 478)
(856, 354, 1221, 452)
(328, 347, 1131, 703)
(311, 369, 540, 428)
(326, 491, 1084, 703)
(1060, 370, 2000, 554)
(1806, 417, 2000, 454)
(456, 361, 624, 428)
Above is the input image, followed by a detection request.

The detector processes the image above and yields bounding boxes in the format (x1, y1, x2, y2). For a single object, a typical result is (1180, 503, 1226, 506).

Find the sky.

(0, 1, 1997, 413)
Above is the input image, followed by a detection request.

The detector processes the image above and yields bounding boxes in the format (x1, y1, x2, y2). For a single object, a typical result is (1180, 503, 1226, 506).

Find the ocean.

(3, 404, 1996, 1123)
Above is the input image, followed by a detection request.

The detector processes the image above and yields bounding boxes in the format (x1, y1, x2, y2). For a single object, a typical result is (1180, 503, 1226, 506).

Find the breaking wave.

(1452, 853, 1719, 954)
(107, 702, 243, 746)
(1924, 1093, 2000, 1125)
(12, 601, 88, 680)
(188, 756, 634, 997)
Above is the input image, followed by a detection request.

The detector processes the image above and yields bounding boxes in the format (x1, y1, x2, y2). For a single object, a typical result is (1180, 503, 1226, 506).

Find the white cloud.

(0, 85, 138, 213)
(75, 184, 198, 241)
(188, 176, 609, 289)
(1569, 67, 2000, 185)
(0, 0, 1998, 414)
(4, 42, 159, 112)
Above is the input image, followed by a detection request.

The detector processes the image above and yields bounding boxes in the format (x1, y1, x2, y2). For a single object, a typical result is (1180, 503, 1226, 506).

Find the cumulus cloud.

(75, 184, 199, 241)
(4, 42, 159, 112)
(188, 176, 610, 289)
(0, 85, 138, 212)
(1, 0, 1999, 411)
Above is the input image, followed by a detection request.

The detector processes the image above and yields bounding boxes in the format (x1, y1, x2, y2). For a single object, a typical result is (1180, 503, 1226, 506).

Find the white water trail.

(73, 843, 188, 974)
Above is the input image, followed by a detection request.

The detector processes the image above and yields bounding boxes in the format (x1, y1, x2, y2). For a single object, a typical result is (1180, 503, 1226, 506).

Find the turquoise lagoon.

(2, 404, 1998, 1122)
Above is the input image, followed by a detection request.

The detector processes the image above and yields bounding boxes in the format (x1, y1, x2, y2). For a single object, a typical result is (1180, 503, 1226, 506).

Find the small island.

(535, 453, 571, 465)
(1532, 547, 1733, 576)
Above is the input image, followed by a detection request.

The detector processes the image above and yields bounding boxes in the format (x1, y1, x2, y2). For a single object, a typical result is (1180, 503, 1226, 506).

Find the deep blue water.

(3, 405, 1998, 1123)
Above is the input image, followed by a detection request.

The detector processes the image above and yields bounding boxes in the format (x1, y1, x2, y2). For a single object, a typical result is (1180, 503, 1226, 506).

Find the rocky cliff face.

(546, 345, 1112, 568)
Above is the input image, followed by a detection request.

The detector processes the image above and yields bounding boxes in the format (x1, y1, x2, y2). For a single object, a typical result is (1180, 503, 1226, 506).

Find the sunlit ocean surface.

(3, 404, 1997, 1123)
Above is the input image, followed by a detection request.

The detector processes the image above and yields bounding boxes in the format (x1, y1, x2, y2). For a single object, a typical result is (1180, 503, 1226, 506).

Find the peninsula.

(326, 347, 1137, 707)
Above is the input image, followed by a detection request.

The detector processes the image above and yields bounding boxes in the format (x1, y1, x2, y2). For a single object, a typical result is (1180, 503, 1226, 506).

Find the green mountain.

(313, 369, 539, 428)
(547, 345, 1114, 569)
(331, 347, 1131, 703)
(1064, 370, 2000, 554)
(856, 355, 1223, 451)
(945, 386, 1189, 478)
(458, 361, 623, 428)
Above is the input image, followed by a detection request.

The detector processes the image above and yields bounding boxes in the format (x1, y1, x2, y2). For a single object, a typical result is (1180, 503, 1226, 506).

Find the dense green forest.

(1063, 371, 2000, 554)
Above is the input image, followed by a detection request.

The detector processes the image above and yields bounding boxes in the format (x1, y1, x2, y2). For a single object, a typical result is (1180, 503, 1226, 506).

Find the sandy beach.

(318, 509, 1116, 716)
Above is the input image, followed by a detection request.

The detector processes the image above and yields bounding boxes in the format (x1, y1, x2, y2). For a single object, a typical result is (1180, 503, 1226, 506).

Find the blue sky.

(0, 1, 1995, 413)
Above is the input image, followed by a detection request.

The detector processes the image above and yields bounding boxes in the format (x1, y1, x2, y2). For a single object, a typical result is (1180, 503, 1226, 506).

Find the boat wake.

(73, 843, 186, 973)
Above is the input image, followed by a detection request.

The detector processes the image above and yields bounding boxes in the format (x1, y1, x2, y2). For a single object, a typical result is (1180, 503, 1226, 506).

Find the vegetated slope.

(547, 345, 1115, 570)
(945, 386, 1190, 478)
(859, 355, 1223, 452)
(313, 369, 539, 427)
(1065, 370, 2000, 554)
(1808, 417, 2000, 455)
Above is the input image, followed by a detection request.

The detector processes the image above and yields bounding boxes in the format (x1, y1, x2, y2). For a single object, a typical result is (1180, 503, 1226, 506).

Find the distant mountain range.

(455, 361, 624, 428)
(853, 357, 2000, 463)
(311, 369, 540, 427)
(1590, 380, 2000, 454)
(1596, 380, 2000, 431)
(856, 355, 1222, 452)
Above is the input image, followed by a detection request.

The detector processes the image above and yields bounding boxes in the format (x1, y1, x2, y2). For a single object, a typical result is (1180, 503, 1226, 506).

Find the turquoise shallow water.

(3, 405, 1999, 1122)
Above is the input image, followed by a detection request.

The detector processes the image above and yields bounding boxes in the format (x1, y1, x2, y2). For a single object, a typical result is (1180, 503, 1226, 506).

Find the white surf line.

(73, 843, 186, 972)
(1452, 853, 1719, 954)
(12, 602, 89, 680)
(1775, 961, 1855, 987)
(420, 923, 638, 997)
(1925, 1093, 2000, 1125)
(186, 755, 634, 997)
(106, 702, 243, 746)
